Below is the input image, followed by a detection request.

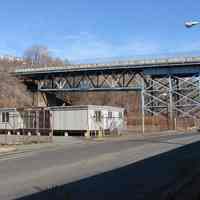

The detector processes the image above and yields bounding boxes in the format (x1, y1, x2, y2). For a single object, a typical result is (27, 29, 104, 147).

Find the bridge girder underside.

(37, 70, 143, 92)
(32, 70, 200, 120)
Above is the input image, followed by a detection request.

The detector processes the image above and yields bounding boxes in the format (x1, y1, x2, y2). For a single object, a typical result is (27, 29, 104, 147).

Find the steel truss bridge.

(15, 56, 200, 130)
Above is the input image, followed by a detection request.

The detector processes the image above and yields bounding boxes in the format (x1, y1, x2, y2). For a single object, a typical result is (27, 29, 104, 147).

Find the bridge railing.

(14, 56, 200, 74)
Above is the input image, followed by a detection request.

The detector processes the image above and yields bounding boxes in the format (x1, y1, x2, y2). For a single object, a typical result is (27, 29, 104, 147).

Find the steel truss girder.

(37, 70, 144, 91)
(34, 70, 200, 119)
(143, 74, 200, 119)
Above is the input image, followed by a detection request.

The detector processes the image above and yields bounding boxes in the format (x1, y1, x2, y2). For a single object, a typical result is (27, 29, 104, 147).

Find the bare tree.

(23, 45, 51, 66)
(23, 45, 66, 67)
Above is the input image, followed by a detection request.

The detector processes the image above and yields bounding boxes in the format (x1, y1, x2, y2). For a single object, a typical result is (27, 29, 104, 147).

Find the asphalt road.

(1, 133, 200, 200)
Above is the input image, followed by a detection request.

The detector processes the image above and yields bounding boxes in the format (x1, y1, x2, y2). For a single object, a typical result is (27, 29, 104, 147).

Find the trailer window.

(2, 112, 9, 123)
(119, 112, 123, 119)
(108, 111, 112, 118)
(95, 111, 102, 122)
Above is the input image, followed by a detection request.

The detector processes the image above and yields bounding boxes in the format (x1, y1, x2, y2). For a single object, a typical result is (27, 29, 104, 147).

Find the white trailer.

(0, 108, 22, 130)
(0, 107, 51, 135)
(0, 105, 125, 137)
(50, 105, 125, 136)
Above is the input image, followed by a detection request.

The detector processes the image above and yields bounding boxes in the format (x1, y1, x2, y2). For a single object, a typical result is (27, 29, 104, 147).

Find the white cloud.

(52, 33, 200, 63)
(52, 32, 161, 62)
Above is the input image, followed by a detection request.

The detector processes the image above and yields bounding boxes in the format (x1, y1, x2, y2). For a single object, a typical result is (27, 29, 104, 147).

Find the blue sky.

(0, 0, 200, 62)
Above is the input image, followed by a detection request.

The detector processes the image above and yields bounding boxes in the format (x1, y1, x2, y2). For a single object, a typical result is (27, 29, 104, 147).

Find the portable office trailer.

(0, 108, 22, 131)
(0, 107, 51, 135)
(50, 105, 125, 136)
(17, 107, 51, 134)
(0, 105, 125, 136)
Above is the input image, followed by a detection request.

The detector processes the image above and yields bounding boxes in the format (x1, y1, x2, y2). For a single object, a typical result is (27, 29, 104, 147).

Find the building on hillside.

(0, 105, 125, 137)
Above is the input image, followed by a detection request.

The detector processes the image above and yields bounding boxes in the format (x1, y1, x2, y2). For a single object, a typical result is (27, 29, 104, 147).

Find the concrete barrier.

(0, 135, 52, 145)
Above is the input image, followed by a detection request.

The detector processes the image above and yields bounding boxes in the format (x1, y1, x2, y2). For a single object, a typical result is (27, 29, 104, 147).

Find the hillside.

(0, 58, 32, 107)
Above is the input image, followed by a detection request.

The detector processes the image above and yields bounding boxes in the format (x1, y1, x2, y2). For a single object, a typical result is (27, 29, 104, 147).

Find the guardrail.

(14, 56, 200, 74)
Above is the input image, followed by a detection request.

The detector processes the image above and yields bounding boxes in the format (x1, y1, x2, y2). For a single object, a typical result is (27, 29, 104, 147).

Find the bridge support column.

(141, 80, 145, 134)
(32, 92, 47, 107)
(168, 76, 174, 130)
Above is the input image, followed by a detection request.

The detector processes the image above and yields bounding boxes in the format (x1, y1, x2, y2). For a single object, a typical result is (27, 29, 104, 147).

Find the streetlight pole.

(185, 21, 200, 130)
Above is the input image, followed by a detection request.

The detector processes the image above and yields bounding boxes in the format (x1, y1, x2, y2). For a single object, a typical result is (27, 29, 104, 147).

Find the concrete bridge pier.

(32, 92, 67, 107)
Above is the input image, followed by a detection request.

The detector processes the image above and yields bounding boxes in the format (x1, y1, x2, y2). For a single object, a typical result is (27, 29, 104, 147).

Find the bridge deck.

(14, 56, 200, 77)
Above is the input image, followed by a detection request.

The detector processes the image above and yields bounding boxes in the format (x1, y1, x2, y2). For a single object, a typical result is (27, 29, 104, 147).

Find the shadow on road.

(16, 141, 200, 200)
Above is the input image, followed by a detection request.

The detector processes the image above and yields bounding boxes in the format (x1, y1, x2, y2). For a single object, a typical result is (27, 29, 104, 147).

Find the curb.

(91, 131, 199, 142)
